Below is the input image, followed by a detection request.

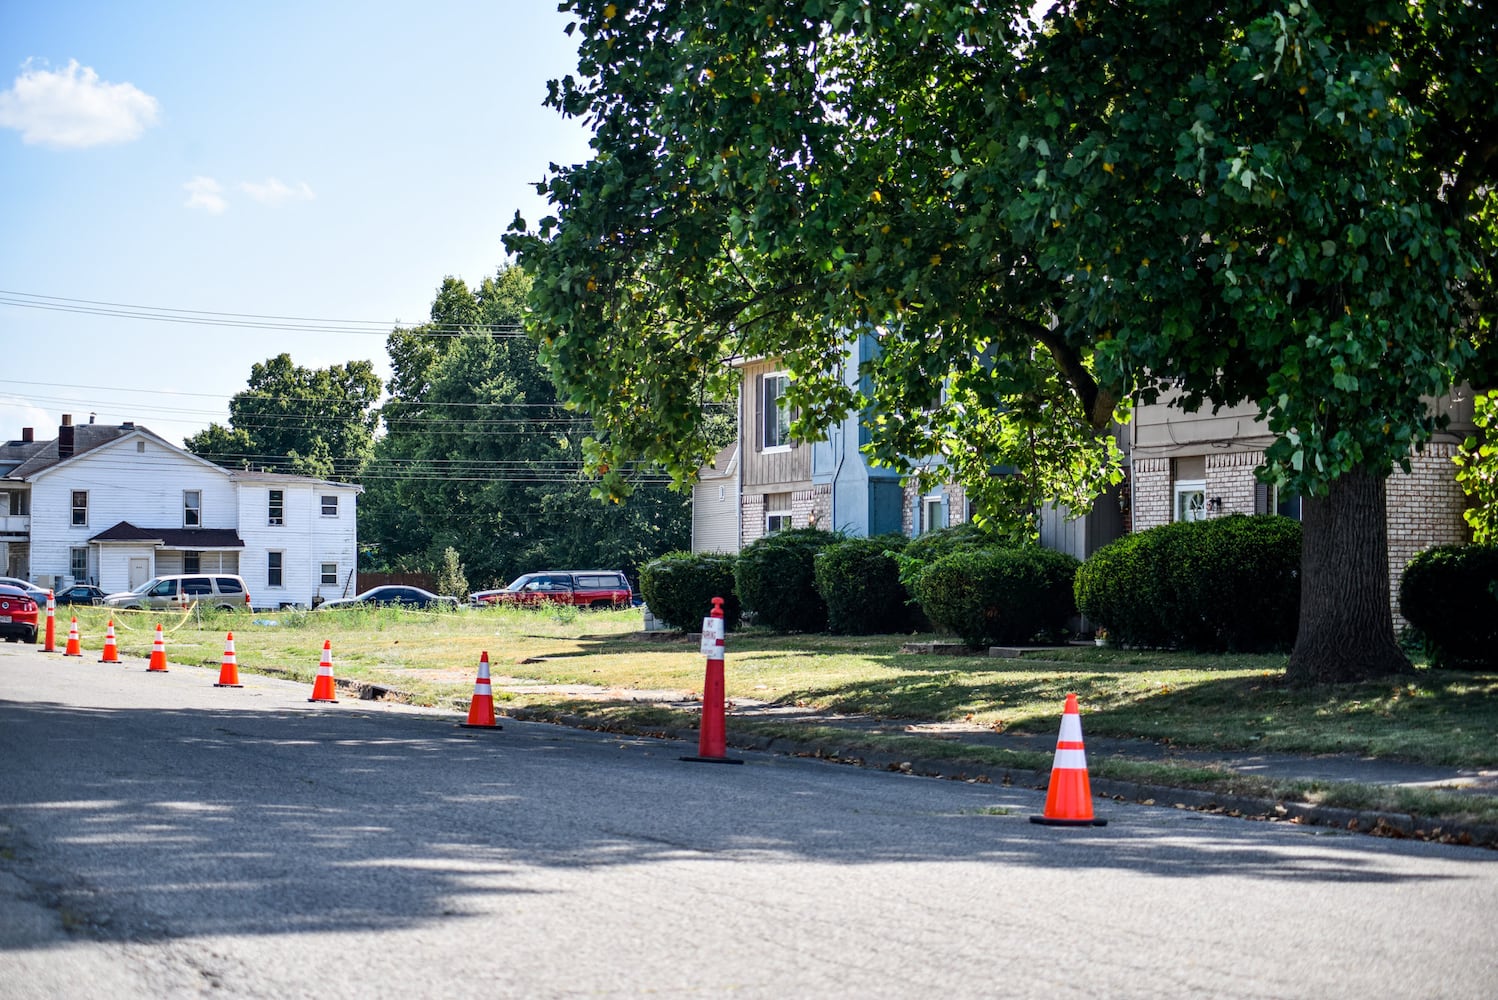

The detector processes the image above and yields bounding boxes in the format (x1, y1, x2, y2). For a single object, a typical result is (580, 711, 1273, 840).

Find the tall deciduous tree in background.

(359, 266, 692, 587)
(505, 0, 1495, 683)
(186, 354, 381, 479)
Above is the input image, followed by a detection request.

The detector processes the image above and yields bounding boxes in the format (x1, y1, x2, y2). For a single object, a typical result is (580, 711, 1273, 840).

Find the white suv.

(104, 575, 253, 612)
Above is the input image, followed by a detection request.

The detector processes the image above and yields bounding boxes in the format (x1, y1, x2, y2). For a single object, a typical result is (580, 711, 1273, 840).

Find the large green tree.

(186, 354, 381, 479)
(505, 0, 1495, 683)
(360, 267, 692, 586)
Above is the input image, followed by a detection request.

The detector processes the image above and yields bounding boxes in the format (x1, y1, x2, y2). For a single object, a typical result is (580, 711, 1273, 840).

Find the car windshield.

(505, 576, 536, 591)
(130, 579, 158, 594)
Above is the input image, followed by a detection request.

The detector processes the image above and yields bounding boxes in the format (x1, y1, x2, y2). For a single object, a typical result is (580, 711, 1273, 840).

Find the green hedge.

(734, 527, 841, 633)
(813, 534, 914, 635)
(639, 551, 741, 632)
(1399, 544, 1498, 670)
(1075, 514, 1301, 652)
(911, 546, 1080, 646)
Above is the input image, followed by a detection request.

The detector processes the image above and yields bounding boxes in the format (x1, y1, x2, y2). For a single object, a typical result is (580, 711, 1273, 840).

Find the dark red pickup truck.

(470, 571, 633, 609)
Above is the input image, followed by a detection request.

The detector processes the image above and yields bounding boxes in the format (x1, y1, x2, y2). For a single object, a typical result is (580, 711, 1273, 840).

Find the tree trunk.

(1285, 467, 1413, 684)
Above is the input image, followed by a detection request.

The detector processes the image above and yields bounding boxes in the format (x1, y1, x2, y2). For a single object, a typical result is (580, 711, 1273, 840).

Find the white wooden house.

(0, 415, 361, 608)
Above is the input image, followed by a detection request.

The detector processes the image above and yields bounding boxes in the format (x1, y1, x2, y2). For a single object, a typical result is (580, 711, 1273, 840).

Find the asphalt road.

(2, 642, 1496, 999)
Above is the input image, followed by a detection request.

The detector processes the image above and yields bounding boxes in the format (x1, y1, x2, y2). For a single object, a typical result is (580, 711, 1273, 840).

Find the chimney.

(21, 428, 33, 443)
(58, 414, 75, 460)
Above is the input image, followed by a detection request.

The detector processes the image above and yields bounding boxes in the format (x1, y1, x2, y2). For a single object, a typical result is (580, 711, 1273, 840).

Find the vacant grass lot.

(57, 602, 1498, 771)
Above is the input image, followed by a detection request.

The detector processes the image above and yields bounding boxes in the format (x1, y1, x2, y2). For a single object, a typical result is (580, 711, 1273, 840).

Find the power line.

(0, 289, 528, 337)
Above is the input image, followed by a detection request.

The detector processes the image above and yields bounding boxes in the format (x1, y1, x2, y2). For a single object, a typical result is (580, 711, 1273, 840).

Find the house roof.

(90, 521, 245, 549)
(697, 444, 739, 481)
(6, 422, 231, 480)
(0, 437, 49, 476)
(228, 470, 364, 492)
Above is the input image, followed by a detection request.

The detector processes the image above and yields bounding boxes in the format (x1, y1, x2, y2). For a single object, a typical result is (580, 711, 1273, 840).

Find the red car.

(471, 571, 633, 609)
(0, 584, 40, 644)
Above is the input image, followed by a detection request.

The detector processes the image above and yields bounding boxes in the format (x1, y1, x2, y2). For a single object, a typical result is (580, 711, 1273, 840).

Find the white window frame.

(71, 490, 88, 527)
(267, 551, 284, 588)
(268, 490, 284, 527)
(765, 492, 793, 535)
(1174, 480, 1207, 522)
(320, 495, 339, 517)
(183, 550, 201, 574)
(921, 495, 947, 535)
(70, 546, 88, 582)
(320, 562, 338, 585)
(183, 490, 202, 528)
(761, 372, 793, 452)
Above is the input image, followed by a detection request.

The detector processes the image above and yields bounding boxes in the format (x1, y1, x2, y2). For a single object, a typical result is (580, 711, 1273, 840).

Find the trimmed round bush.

(1075, 514, 1301, 652)
(813, 534, 914, 635)
(734, 527, 841, 633)
(1400, 544, 1498, 670)
(639, 551, 741, 632)
(911, 546, 1080, 646)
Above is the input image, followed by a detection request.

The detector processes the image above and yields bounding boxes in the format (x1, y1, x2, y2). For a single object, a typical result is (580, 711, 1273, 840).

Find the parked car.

(103, 574, 253, 612)
(56, 584, 108, 606)
(471, 571, 633, 609)
(0, 576, 51, 607)
(0, 584, 40, 644)
(317, 585, 459, 611)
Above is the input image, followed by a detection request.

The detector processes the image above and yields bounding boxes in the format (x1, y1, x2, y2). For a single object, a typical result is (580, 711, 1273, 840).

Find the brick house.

(1127, 391, 1475, 622)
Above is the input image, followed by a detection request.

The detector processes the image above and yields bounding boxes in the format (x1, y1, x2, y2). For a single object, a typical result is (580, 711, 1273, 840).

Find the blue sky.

(0, 1, 592, 445)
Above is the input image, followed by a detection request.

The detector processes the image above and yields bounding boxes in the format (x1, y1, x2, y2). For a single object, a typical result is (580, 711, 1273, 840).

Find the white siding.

(692, 480, 741, 554)
(22, 430, 360, 609)
(29, 437, 235, 591)
(237, 480, 359, 608)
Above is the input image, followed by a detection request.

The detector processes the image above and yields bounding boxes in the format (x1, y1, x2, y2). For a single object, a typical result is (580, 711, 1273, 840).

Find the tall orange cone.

(1030, 693, 1107, 827)
(215, 631, 243, 688)
(99, 620, 121, 663)
(460, 651, 502, 729)
(681, 596, 742, 765)
(147, 624, 169, 672)
(43, 592, 56, 652)
(308, 640, 338, 703)
(63, 617, 83, 657)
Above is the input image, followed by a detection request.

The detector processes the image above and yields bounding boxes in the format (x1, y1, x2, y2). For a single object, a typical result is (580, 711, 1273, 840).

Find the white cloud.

(183, 176, 226, 214)
(0, 59, 160, 149)
(238, 177, 315, 205)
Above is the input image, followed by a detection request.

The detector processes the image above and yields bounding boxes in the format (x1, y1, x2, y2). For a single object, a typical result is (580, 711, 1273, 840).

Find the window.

(320, 495, 338, 517)
(183, 551, 201, 574)
(214, 577, 244, 595)
(765, 492, 792, 534)
(268, 490, 284, 526)
(320, 563, 338, 585)
(70, 547, 88, 582)
(182, 577, 213, 598)
(761, 372, 793, 450)
(136, 441, 145, 454)
(183, 490, 201, 528)
(71, 490, 88, 526)
(921, 495, 947, 535)
(267, 551, 283, 588)
(1174, 480, 1207, 522)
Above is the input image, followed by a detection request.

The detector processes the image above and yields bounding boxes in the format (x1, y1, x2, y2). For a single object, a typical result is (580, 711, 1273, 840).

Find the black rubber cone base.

(1030, 816, 1108, 827)
(460, 723, 504, 730)
(680, 755, 744, 765)
(214, 684, 244, 689)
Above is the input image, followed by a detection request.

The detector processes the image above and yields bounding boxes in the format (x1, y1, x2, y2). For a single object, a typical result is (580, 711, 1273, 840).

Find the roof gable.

(11, 424, 232, 481)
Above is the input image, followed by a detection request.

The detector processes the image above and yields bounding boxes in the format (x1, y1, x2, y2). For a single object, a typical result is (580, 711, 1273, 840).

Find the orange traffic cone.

(147, 624, 169, 672)
(63, 617, 83, 657)
(460, 651, 502, 729)
(99, 620, 121, 663)
(1030, 693, 1107, 827)
(308, 640, 338, 703)
(215, 631, 243, 688)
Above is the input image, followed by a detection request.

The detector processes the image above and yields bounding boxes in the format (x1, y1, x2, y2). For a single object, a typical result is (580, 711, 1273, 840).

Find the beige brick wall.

(1205, 451, 1263, 516)
(1130, 457, 1172, 531)
(1388, 443, 1470, 623)
(740, 493, 765, 546)
(902, 480, 969, 536)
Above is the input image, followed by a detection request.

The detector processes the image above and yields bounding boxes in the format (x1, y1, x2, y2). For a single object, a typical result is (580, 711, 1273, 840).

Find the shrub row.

(1400, 544, 1498, 670)
(1074, 514, 1301, 652)
(640, 522, 1069, 641)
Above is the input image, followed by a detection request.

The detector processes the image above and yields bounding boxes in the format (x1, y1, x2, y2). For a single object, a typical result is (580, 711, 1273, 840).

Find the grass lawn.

(57, 602, 1498, 771)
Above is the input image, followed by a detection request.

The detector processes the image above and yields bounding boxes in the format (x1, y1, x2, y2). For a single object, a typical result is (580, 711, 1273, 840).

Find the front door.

(129, 557, 150, 590)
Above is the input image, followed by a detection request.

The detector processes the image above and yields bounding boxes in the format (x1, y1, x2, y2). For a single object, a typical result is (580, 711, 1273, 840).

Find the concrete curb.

(499, 705, 1498, 850)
